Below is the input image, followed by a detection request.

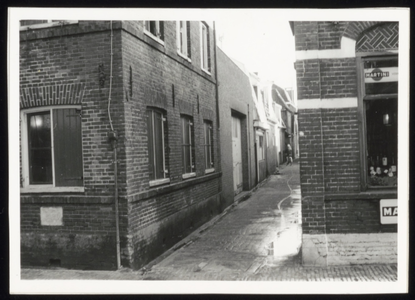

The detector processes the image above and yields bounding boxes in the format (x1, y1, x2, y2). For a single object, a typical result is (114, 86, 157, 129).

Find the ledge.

(129, 172, 222, 203)
(21, 195, 114, 204)
(324, 190, 397, 201)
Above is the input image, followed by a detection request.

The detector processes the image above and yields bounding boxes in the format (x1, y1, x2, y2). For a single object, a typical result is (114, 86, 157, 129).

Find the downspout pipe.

(107, 20, 121, 269)
(213, 21, 221, 173)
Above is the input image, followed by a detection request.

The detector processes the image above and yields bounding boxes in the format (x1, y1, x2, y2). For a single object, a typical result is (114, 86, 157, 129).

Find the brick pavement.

(20, 161, 397, 281)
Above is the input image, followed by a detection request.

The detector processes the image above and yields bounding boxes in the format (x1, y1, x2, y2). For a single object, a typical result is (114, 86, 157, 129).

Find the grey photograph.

(9, 8, 409, 294)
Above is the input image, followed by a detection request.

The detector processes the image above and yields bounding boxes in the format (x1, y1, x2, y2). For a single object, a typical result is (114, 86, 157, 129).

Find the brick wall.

(119, 21, 222, 269)
(294, 21, 398, 241)
(19, 20, 222, 270)
(20, 21, 127, 269)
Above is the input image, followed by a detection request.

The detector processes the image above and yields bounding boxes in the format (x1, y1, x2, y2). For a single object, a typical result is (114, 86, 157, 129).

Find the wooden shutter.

(147, 110, 155, 180)
(154, 110, 165, 179)
(53, 108, 83, 187)
(159, 21, 165, 41)
(187, 21, 191, 58)
(207, 25, 211, 72)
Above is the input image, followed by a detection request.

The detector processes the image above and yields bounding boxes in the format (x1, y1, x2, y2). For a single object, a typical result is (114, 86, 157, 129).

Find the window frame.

(147, 108, 170, 187)
(203, 120, 215, 174)
(357, 54, 398, 190)
(200, 22, 211, 74)
(181, 115, 196, 179)
(20, 106, 84, 193)
(176, 21, 191, 61)
(144, 21, 165, 45)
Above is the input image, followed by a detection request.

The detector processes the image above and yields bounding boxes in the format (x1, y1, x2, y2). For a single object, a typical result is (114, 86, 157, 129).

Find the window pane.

(147, 109, 166, 181)
(28, 112, 52, 184)
(366, 98, 398, 187)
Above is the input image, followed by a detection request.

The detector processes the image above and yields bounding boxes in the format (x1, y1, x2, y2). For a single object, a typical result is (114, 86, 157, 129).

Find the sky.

(216, 16, 296, 91)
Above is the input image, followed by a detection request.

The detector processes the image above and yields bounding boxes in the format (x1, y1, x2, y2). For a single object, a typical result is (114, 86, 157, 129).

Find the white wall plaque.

(40, 207, 63, 226)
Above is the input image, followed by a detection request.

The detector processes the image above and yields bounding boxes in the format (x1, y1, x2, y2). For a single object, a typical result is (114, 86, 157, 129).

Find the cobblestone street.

(21, 161, 397, 282)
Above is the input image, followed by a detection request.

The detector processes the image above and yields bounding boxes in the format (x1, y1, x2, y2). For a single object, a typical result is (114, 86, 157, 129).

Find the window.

(360, 56, 398, 188)
(200, 22, 211, 73)
(177, 21, 191, 59)
(257, 133, 265, 161)
(204, 121, 214, 172)
(147, 108, 169, 185)
(21, 107, 83, 191)
(181, 115, 195, 177)
(253, 86, 258, 100)
(144, 21, 164, 43)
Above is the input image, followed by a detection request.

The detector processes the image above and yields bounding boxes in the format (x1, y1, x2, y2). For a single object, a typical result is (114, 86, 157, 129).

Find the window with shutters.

(181, 115, 196, 179)
(204, 120, 214, 173)
(144, 21, 165, 44)
(20, 107, 84, 192)
(177, 21, 191, 60)
(147, 108, 170, 187)
(200, 22, 211, 74)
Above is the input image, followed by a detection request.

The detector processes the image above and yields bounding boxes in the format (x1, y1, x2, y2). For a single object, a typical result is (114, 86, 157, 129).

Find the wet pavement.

(21, 161, 397, 281)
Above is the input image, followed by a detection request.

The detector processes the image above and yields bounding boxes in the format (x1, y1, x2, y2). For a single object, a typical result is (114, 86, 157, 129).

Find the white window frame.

(144, 21, 165, 45)
(176, 21, 191, 61)
(147, 109, 170, 187)
(181, 116, 196, 179)
(200, 22, 211, 74)
(20, 106, 84, 193)
(204, 121, 215, 173)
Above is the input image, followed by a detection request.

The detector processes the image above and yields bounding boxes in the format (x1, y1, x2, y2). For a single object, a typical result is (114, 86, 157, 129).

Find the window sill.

(182, 172, 196, 179)
(149, 178, 170, 187)
(21, 186, 85, 194)
(201, 68, 212, 76)
(205, 168, 215, 174)
(177, 51, 191, 62)
(143, 30, 165, 46)
(324, 190, 397, 201)
(20, 20, 79, 31)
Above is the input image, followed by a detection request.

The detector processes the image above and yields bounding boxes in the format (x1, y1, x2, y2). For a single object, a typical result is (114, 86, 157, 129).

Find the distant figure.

(286, 143, 293, 166)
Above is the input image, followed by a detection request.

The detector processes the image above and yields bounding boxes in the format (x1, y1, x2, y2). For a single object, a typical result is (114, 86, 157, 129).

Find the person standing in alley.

(286, 143, 293, 166)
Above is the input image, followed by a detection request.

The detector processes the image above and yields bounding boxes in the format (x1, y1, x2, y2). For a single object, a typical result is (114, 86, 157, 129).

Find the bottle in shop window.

(376, 156, 382, 175)
(382, 154, 388, 166)
(391, 154, 397, 173)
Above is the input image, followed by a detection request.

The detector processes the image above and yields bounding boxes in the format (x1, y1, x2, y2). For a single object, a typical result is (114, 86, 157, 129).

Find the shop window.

(181, 115, 195, 177)
(21, 107, 83, 191)
(177, 21, 191, 59)
(144, 21, 165, 43)
(360, 56, 398, 188)
(204, 121, 214, 172)
(200, 22, 211, 73)
(147, 108, 169, 185)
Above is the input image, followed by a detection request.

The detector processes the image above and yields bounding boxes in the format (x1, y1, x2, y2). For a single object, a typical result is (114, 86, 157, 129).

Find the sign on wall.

(364, 67, 398, 83)
(380, 199, 397, 224)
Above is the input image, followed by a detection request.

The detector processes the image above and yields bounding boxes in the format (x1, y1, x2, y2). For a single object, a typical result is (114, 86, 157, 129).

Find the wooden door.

(232, 117, 243, 195)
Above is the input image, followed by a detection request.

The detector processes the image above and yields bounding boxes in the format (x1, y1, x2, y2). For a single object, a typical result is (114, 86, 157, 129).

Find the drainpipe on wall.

(213, 21, 221, 173)
(107, 20, 121, 269)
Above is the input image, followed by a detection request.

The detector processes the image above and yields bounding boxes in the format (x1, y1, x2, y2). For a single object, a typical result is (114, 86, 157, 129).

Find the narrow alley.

(21, 161, 397, 281)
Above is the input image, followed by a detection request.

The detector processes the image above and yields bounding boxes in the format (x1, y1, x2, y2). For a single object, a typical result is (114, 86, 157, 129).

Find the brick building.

(20, 20, 221, 270)
(292, 21, 398, 266)
(217, 48, 257, 201)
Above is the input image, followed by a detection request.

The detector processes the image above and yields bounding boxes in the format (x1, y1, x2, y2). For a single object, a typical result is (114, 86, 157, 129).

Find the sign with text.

(380, 199, 397, 224)
(364, 67, 398, 83)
